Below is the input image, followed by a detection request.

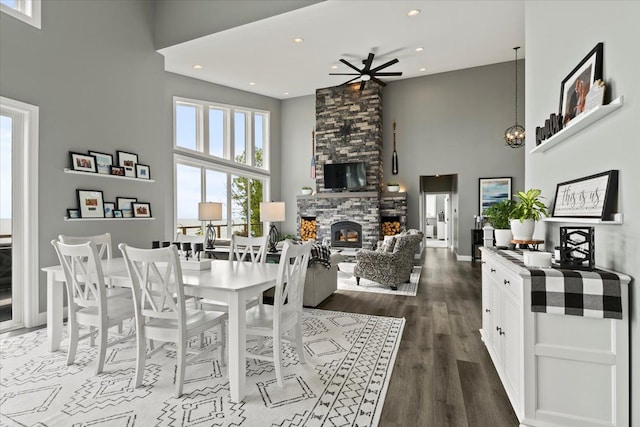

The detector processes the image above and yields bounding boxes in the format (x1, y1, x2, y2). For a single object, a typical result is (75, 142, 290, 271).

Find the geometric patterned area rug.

(0, 309, 404, 426)
(337, 265, 422, 297)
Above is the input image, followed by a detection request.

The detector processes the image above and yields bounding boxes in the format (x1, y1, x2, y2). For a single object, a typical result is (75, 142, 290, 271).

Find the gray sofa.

(353, 229, 423, 290)
(303, 252, 342, 307)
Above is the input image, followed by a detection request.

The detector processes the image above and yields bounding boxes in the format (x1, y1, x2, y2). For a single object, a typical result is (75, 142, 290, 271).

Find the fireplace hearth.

(331, 221, 362, 248)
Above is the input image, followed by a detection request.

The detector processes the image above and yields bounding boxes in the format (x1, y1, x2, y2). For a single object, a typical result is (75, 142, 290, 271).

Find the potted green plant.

(483, 199, 516, 247)
(509, 189, 548, 241)
(387, 182, 400, 192)
(301, 186, 313, 195)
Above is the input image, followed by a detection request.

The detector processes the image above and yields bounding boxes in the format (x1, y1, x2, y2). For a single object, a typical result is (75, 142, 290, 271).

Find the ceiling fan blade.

(329, 73, 361, 76)
(362, 53, 375, 72)
(359, 80, 366, 91)
(373, 72, 403, 76)
(340, 58, 362, 73)
(370, 76, 387, 87)
(341, 76, 362, 86)
(370, 58, 399, 73)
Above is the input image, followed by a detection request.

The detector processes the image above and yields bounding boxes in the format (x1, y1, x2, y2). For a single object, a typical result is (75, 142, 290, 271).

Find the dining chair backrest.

(229, 234, 268, 264)
(118, 243, 187, 326)
(59, 233, 113, 260)
(51, 239, 107, 313)
(273, 240, 312, 319)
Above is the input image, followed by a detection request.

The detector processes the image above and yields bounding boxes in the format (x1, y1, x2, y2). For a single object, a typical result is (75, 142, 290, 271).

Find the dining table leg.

(46, 272, 63, 352)
(227, 293, 246, 403)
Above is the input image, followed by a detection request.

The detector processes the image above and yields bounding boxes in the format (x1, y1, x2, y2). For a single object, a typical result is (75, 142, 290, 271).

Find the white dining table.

(42, 258, 280, 403)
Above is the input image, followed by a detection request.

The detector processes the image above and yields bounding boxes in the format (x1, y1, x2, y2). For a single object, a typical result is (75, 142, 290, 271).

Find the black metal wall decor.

(392, 119, 398, 174)
(560, 226, 595, 270)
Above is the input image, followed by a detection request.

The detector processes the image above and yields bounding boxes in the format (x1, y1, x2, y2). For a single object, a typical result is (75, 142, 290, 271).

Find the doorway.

(424, 193, 451, 248)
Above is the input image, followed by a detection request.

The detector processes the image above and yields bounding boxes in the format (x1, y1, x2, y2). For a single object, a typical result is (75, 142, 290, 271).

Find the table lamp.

(198, 202, 223, 249)
(260, 201, 285, 252)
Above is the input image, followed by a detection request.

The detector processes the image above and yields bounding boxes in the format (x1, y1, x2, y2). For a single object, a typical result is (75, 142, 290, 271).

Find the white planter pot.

(387, 185, 400, 192)
(301, 189, 313, 195)
(510, 218, 535, 241)
(494, 229, 512, 248)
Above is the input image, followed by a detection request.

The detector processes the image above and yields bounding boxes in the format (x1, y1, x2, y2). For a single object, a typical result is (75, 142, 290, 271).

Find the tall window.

(0, 0, 41, 29)
(174, 97, 270, 238)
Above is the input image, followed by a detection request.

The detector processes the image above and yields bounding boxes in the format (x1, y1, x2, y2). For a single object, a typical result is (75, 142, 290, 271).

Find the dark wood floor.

(318, 247, 519, 427)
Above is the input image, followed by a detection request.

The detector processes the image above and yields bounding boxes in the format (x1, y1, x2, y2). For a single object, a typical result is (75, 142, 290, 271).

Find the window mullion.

(201, 105, 209, 155)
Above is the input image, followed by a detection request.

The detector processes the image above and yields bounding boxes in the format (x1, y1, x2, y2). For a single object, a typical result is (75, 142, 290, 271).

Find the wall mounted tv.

(324, 162, 366, 191)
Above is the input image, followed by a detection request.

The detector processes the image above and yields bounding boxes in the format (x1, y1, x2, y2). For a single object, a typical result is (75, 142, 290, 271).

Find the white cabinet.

(480, 248, 630, 427)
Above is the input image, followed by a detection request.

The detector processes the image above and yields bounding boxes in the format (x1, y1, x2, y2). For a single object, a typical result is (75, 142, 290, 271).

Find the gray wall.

(280, 61, 526, 257)
(154, 0, 323, 49)
(0, 0, 165, 311)
(525, 1, 640, 422)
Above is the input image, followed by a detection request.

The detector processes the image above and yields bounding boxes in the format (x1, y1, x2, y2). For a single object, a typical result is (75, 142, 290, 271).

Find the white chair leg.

(134, 329, 146, 388)
(220, 323, 226, 367)
(273, 333, 284, 388)
(89, 326, 96, 347)
(95, 327, 108, 375)
(67, 320, 79, 366)
(295, 322, 306, 364)
(175, 344, 187, 398)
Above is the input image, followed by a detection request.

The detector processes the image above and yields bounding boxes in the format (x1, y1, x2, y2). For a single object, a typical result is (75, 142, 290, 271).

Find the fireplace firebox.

(331, 221, 362, 248)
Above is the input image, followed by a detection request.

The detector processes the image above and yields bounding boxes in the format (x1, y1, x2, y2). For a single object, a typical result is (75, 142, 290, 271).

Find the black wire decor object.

(504, 46, 525, 148)
(392, 119, 398, 174)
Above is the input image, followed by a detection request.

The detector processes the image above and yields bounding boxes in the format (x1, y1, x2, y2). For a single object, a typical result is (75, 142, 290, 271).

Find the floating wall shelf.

(542, 217, 623, 225)
(64, 168, 155, 183)
(530, 96, 623, 154)
(64, 217, 155, 221)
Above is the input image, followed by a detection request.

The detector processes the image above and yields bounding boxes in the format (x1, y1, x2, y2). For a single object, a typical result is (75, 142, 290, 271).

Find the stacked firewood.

(381, 220, 401, 236)
(300, 218, 317, 241)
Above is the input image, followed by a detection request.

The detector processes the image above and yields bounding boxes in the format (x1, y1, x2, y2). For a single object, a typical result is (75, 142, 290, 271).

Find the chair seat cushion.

(76, 296, 134, 324)
(145, 308, 226, 337)
(245, 305, 297, 330)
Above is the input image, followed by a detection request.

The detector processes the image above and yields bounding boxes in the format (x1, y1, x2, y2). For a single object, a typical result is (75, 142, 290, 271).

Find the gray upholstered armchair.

(353, 230, 423, 290)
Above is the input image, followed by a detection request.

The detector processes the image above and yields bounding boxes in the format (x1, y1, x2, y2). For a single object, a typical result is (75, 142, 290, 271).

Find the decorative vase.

(301, 188, 313, 195)
(510, 218, 535, 241)
(494, 229, 512, 248)
(387, 185, 400, 192)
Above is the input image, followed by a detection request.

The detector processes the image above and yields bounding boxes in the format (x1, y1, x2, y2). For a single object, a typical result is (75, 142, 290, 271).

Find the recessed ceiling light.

(283, 92, 289, 95)
(419, 67, 426, 72)
(249, 82, 256, 86)
(407, 9, 421, 17)
(293, 37, 304, 43)
(193, 64, 203, 69)
(331, 65, 338, 69)
(415, 47, 424, 52)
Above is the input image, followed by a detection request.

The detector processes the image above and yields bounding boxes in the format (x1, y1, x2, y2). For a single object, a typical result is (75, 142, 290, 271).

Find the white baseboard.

(456, 253, 472, 262)
(36, 312, 47, 326)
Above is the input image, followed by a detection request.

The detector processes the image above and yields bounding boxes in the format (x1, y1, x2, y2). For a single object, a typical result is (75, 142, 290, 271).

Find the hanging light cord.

(514, 46, 519, 125)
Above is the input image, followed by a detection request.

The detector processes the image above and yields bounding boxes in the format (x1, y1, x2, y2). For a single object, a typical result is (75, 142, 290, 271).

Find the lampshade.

(260, 202, 285, 222)
(198, 202, 222, 221)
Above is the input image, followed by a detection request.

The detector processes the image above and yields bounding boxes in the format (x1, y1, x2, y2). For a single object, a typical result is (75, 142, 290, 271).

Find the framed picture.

(89, 151, 113, 175)
(67, 209, 80, 219)
(479, 177, 512, 215)
(135, 164, 150, 179)
(559, 42, 603, 126)
(132, 202, 151, 218)
(113, 210, 123, 218)
(77, 189, 105, 218)
(69, 152, 97, 173)
(104, 202, 115, 218)
(110, 165, 125, 176)
(552, 170, 618, 219)
(116, 197, 137, 218)
(117, 151, 138, 177)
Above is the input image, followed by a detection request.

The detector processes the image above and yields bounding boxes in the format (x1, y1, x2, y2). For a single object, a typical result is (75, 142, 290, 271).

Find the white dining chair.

(59, 233, 112, 260)
(118, 243, 227, 398)
(51, 239, 134, 375)
(244, 240, 312, 387)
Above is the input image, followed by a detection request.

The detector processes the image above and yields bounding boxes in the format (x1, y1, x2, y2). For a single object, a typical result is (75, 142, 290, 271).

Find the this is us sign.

(552, 170, 618, 219)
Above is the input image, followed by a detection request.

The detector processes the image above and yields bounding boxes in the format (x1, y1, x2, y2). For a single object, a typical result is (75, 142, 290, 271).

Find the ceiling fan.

(330, 52, 403, 90)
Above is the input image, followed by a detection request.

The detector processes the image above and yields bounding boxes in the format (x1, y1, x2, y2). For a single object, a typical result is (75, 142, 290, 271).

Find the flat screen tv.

(324, 162, 366, 191)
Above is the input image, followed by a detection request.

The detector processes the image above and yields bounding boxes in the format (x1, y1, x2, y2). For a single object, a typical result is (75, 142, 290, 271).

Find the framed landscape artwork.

(479, 177, 512, 215)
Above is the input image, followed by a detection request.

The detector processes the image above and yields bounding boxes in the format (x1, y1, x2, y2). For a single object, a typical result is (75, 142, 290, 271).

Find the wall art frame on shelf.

(135, 163, 150, 179)
(132, 202, 151, 218)
(77, 189, 105, 218)
(67, 208, 80, 219)
(113, 210, 123, 218)
(89, 151, 113, 175)
(479, 177, 512, 215)
(560, 42, 603, 127)
(551, 170, 618, 220)
(110, 165, 125, 176)
(117, 150, 138, 177)
(104, 202, 115, 218)
(69, 152, 97, 173)
(116, 196, 137, 218)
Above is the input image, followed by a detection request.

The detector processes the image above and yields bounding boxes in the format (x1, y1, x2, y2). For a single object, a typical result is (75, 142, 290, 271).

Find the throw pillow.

(379, 236, 396, 253)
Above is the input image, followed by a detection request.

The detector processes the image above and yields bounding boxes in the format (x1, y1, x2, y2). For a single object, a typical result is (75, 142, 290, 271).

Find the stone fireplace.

(331, 220, 363, 248)
(296, 82, 407, 249)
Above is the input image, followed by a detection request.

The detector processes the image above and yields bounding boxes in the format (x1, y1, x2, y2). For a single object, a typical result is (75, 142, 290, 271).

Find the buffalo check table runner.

(497, 249, 624, 319)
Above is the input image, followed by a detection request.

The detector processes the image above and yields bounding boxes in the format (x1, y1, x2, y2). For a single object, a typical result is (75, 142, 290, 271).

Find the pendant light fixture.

(504, 46, 525, 148)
